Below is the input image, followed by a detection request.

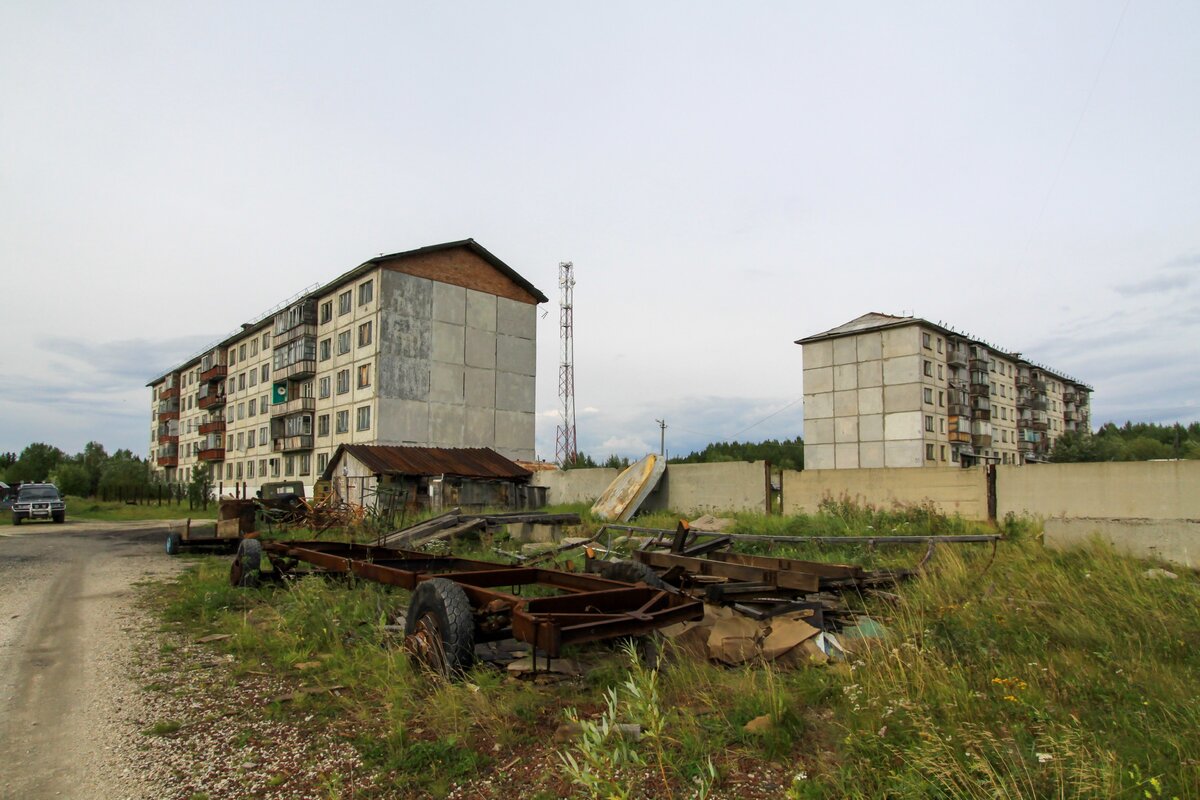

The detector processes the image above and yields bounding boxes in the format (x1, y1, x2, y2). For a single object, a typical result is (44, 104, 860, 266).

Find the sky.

(1, 1, 1198, 462)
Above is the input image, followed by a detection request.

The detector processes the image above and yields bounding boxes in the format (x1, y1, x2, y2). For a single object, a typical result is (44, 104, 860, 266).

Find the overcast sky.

(2, 1, 1197, 461)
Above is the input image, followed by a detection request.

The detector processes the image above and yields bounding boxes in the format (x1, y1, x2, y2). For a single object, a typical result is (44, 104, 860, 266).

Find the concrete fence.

(781, 466, 990, 521)
(531, 461, 772, 515)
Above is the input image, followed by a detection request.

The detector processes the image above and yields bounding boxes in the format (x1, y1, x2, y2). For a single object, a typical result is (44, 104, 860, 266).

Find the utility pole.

(655, 418, 667, 457)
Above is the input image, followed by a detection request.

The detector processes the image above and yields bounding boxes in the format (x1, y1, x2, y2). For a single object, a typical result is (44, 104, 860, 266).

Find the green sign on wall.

(272, 382, 288, 404)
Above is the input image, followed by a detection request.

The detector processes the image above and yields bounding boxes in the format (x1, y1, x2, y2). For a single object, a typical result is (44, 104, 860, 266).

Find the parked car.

(11, 483, 66, 524)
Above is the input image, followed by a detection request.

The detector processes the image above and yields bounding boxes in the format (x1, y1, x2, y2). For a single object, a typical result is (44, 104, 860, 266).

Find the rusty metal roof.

(323, 444, 532, 482)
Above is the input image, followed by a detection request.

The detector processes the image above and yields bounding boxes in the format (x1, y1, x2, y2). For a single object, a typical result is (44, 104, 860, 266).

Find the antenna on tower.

(555, 262, 578, 467)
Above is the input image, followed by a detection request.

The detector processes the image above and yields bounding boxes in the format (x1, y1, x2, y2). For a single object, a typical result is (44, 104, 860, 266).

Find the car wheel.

(52, 512, 64, 524)
(165, 532, 182, 556)
(598, 559, 672, 590)
(404, 578, 475, 678)
(12, 515, 20, 526)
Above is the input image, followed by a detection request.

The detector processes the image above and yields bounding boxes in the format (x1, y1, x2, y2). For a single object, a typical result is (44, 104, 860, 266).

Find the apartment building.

(796, 313, 1092, 470)
(149, 240, 547, 492)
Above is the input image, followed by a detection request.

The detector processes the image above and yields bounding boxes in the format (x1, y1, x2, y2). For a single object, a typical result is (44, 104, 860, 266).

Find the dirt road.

(0, 522, 183, 799)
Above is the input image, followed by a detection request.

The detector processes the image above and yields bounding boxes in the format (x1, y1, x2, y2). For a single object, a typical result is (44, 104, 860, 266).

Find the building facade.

(797, 314, 1091, 469)
(149, 240, 547, 492)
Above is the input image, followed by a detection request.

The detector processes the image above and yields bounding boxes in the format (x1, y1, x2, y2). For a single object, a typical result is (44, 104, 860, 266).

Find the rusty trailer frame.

(258, 540, 703, 659)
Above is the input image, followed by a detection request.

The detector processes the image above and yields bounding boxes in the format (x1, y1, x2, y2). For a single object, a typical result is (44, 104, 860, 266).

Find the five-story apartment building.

(149, 240, 547, 492)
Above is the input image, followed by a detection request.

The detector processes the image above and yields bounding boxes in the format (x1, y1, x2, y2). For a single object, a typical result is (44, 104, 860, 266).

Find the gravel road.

(0, 521, 184, 799)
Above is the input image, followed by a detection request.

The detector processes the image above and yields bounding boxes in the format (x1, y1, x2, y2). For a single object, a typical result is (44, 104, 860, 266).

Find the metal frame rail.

(262, 540, 703, 657)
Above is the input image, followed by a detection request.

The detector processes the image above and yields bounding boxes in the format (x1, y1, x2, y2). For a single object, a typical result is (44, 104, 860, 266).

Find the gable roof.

(794, 312, 917, 344)
(322, 444, 532, 482)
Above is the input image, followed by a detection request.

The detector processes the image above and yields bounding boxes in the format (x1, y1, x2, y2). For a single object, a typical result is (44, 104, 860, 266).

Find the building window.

(936, 337, 943, 353)
(923, 360, 932, 377)
(358, 321, 372, 347)
(260, 425, 268, 444)
(237, 402, 245, 420)
(226, 463, 233, 480)
(320, 301, 333, 324)
(319, 377, 331, 398)
(261, 364, 269, 382)
(228, 348, 236, 366)
(336, 410, 349, 433)
(937, 364, 943, 380)
(926, 443, 935, 461)
(939, 418, 946, 433)
(320, 338, 331, 361)
(337, 369, 350, 394)
(940, 445, 946, 461)
(952, 449, 960, 463)
(925, 415, 934, 432)
(317, 452, 328, 473)
(924, 388, 933, 404)
(318, 414, 330, 436)
(359, 280, 374, 306)
(938, 391, 945, 407)
(239, 372, 247, 391)
(237, 432, 244, 450)
(358, 363, 371, 388)
(299, 454, 311, 476)
(247, 460, 255, 478)
(285, 456, 295, 477)
(239, 344, 247, 361)
(262, 332, 271, 350)
(338, 291, 352, 315)
(249, 398, 257, 417)
(989, 359, 996, 372)
(922, 333, 932, 349)
(236, 461, 243, 480)
(259, 459, 267, 477)
(270, 458, 280, 478)
(338, 331, 351, 355)
(247, 429, 255, 448)
(250, 340, 258, 357)
(356, 405, 371, 431)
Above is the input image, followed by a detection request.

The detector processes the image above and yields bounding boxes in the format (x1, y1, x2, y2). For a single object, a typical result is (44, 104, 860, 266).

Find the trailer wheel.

(231, 538, 262, 588)
(165, 532, 182, 556)
(405, 578, 475, 677)
(599, 560, 671, 591)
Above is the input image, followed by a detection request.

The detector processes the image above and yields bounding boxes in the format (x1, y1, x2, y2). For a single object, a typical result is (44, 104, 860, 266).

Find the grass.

(146, 501, 1200, 798)
(0, 495, 217, 525)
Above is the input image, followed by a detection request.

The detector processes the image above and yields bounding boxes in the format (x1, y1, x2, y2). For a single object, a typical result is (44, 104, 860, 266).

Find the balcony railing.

(159, 385, 180, 400)
(157, 433, 179, 445)
(1018, 440, 1036, 453)
(198, 391, 227, 410)
(948, 403, 970, 417)
(1031, 379, 1047, 393)
(198, 447, 226, 462)
(199, 419, 227, 435)
(280, 359, 317, 380)
(969, 358, 989, 371)
(158, 408, 180, 421)
(969, 383, 990, 398)
(947, 350, 968, 368)
(274, 322, 318, 349)
(1063, 391, 1077, 405)
(972, 434, 992, 449)
(270, 397, 317, 417)
(157, 454, 179, 467)
(1016, 374, 1031, 388)
(1031, 420, 1049, 432)
(948, 431, 972, 444)
(273, 435, 314, 453)
(200, 364, 228, 382)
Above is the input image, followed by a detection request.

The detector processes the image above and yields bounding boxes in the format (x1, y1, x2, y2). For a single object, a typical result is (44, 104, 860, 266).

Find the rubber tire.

(599, 559, 671, 590)
(231, 538, 262, 588)
(12, 515, 20, 526)
(404, 578, 475, 677)
(165, 532, 182, 556)
(52, 512, 64, 524)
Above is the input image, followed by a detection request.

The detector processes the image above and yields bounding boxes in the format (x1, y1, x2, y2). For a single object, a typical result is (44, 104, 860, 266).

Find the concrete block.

(431, 321, 466, 365)
(882, 326, 918, 358)
(806, 417, 834, 445)
(495, 410, 535, 457)
(465, 327, 496, 369)
(833, 337, 857, 366)
(858, 387, 883, 415)
(884, 383, 921, 413)
(497, 297, 536, 339)
(803, 340, 833, 369)
(465, 407, 496, 446)
(806, 444, 834, 470)
(882, 354, 919, 385)
(513, 523, 565, 544)
(834, 389, 858, 417)
(430, 403, 466, 445)
(856, 332, 882, 361)
(496, 334, 535, 376)
(835, 417, 859, 443)
(857, 359, 882, 388)
(496, 371, 534, 413)
(859, 441, 885, 468)
(466, 289, 497, 332)
(1043, 517, 1199, 569)
(884, 411, 922, 441)
(430, 362, 465, 405)
(833, 364, 858, 391)
(432, 282, 466, 325)
(859, 413, 883, 442)
(805, 391, 833, 419)
(464, 367, 496, 408)
(835, 443, 859, 469)
(804, 366, 833, 394)
(377, 398, 429, 444)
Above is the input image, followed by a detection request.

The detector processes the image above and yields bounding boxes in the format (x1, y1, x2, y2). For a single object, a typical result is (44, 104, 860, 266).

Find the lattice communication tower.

(554, 262, 578, 467)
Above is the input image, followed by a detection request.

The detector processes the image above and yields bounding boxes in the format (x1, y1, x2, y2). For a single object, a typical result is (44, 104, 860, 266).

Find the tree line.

(1049, 422, 1200, 463)
(568, 436, 805, 472)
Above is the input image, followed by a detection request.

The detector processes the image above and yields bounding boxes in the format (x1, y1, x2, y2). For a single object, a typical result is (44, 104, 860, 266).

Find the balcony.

(1065, 409, 1079, 422)
(1032, 420, 1049, 432)
(947, 349, 968, 368)
(198, 391, 227, 410)
(198, 447, 226, 462)
(1018, 440, 1037, 453)
(273, 435, 314, 453)
(1016, 394, 1031, 409)
(969, 357, 989, 371)
(280, 359, 317, 381)
(274, 322, 318, 349)
(157, 433, 179, 445)
(200, 363, 228, 383)
(158, 408, 180, 421)
(948, 403, 970, 417)
(1063, 390, 1077, 405)
(969, 382, 990, 398)
(157, 454, 179, 468)
(270, 396, 317, 418)
(199, 419, 227, 435)
(972, 434, 993, 449)
(1031, 378, 1047, 393)
(159, 384, 180, 400)
(948, 430, 972, 444)
(1016, 374, 1031, 388)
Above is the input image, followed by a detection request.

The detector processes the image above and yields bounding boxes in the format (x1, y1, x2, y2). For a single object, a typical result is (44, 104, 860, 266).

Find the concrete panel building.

(149, 240, 547, 493)
(797, 313, 1091, 469)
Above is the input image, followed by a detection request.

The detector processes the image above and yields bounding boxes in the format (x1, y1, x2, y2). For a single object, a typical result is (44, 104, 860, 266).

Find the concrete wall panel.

(833, 337, 857, 365)
(497, 296, 536, 339)
(806, 444, 834, 470)
(806, 392, 833, 419)
(806, 418, 834, 446)
(496, 334, 536, 376)
(804, 340, 833, 369)
(859, 442, 885, 468)
(805, 367, 833, 394)
(997, 461, 1200, 520)
(857, 332, 882, 361)
(432, 282, 466, 325)
(466, 289, 497, 332)
(857, 359, 883, 388)
(1043, 518, 1199, 569)
(465, 327, 497, 370)
(532, 467, 620, 504)
(834, 389, 858, 417)
(885, 440, 923, 468)
(782, 465, 988, 519)
(858, 387, 883, 415)
(835, 443, 859, 469)
(431, 321, 466, 365)
(833, 364, 858, 391)
(644, 461, 769, 515)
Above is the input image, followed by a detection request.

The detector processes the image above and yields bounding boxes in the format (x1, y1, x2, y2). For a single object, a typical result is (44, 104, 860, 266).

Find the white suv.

(12, 483, 66, 525)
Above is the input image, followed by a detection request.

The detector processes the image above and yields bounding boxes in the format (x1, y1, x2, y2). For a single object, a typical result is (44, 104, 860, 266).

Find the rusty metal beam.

(634, 550, 821, 592)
